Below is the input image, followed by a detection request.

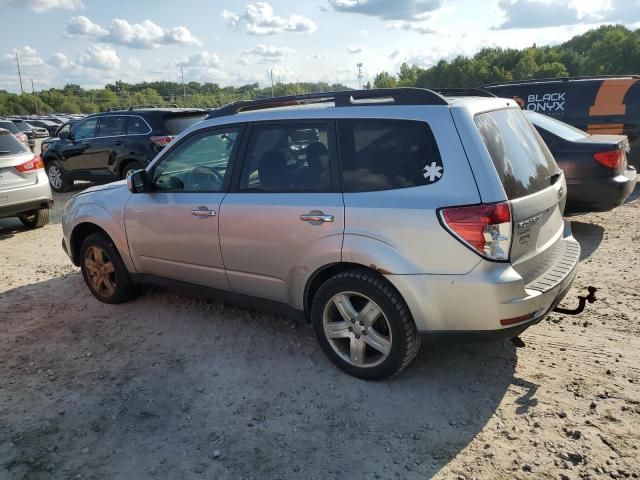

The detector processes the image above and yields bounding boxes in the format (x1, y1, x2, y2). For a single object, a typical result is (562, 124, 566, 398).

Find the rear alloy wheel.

(122, 161, 143, 180)
(312, 269, 421, 380)
(79, 233, 139, 304)
(46, 160, 71, 192)
(19, 208, 50, 228)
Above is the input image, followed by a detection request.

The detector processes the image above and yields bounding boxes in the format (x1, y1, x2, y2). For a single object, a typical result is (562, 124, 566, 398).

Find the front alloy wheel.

(84, 245, 117, 297)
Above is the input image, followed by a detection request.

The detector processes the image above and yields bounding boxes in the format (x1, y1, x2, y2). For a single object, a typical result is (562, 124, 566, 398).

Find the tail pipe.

(553, 286, 597, 315)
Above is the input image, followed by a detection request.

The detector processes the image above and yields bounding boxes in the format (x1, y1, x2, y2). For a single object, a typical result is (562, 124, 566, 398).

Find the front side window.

(239, 123, 332, 192)
(97, 116, 127, 137)
(152, 128, 239, 193)
(338, 119, 443, 192)
(72, 118, 98, 140)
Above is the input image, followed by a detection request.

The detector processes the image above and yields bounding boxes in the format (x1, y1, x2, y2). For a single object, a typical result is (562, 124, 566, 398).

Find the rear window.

(0, 121, 20, 134)
(163, 114, 206, 135)
(475, 108, 559, 199)
(12, 121, 31, 132)
(0, 130, 29, 155)
(525, 111, 587, 141)
(338, 119, 443, 192)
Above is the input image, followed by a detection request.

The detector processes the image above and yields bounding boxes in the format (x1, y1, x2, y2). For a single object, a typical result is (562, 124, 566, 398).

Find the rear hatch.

(474, 108, 572, 287)
(0, 132, 37, 190)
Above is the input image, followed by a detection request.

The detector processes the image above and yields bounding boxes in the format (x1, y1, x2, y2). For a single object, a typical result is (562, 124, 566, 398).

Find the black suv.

(42, 108, 205, 192)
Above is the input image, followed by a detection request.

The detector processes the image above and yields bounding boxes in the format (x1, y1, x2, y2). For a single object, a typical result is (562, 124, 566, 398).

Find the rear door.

(474, 108, 568, 285)
(219, 121, 343, 304)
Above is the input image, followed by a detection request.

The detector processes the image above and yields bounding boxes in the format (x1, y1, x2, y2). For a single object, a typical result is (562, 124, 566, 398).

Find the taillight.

(15, 155, 45, 172)
(439, 202, 512, 261)
(593, 150, 623, 169)
(150, 135, 175, 147)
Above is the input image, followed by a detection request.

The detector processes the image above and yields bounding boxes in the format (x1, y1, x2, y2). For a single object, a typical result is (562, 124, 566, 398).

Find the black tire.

(121, 161, 144, 180)
(19, 208, 50, 228)
(79, 232, 139, 304)
(311, 269, 421, 380)
(45, 159, 72, 192)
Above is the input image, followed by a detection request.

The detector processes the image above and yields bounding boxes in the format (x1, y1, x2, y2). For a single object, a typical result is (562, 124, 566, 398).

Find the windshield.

(0, 130, 29, 155)
(475, 108, 559, 199)
(525, 111, 587, 141)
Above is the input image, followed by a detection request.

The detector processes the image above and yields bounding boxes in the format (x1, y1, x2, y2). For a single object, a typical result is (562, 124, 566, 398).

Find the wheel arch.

(117, 157, 147, 178)
(69, 222, 113, 266)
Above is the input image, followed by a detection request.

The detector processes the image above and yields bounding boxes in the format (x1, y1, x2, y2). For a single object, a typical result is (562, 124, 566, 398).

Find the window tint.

(239, 123, 332, 192)
(73, 118, 98, 140)
(0, 130, 28, 155)
(152, 128, 239, 193)
(525, 111, 587, 142)
(338, 119, 442, 192)
(127, 116, 149, 134)
(12, 121, 31, 132)
(163, 114, 206, 135)
(98, 116, 127, 137)
(475, 108, 559, 200)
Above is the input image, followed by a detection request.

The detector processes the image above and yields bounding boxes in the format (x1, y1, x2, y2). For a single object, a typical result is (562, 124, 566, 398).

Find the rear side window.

(98, 116, 127, 137)
(0, 121, 20, 134)
(163, 114, 206, 135)
(0, 130, 28, 155)
(475, 108, 559, 199)
(127, 116, 150, 134)
(239, 123, 333, 192)
(338, 119, 443, 192)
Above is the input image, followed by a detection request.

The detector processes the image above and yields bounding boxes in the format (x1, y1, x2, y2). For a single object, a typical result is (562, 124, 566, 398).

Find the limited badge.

(422, 160, 443, 183)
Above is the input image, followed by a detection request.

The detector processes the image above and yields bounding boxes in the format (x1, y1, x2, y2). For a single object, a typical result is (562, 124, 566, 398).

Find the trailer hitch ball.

(553, 286, 597, 315)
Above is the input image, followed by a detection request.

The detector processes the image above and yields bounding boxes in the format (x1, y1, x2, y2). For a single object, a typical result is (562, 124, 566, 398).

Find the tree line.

(1, 24, 638, 116)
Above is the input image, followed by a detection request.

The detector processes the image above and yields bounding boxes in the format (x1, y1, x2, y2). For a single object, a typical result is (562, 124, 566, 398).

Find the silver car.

(0, 128, 52, 228)
(62, 89, 580, 379)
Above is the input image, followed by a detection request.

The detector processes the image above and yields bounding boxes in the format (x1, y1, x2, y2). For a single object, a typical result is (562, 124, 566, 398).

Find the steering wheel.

(188, 165, 224, 190)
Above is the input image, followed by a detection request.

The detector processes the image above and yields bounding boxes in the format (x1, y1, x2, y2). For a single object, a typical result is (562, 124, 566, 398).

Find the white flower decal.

(422, 161, 443, 182)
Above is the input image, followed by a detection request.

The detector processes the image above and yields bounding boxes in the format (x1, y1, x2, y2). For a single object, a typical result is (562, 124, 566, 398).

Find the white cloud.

(4, 46, 45, 69)
(65, 16, 108, 37)
(313, 53, 329, 59)
(177, 51, 222, 69)
(237, 58, 250, 65)
(388, 19, 435, 33)
(243, 44, 295, 62)
(49, 52, 73, 69)
(496, 0, 583, 29)
(64, 16, 200, 48)
(3, 0, 83, 12)
(76, 44, 121, 70)
(346, 45, 363, 54)
(222, 2, 317, 35)
(328, 0, 441, 21)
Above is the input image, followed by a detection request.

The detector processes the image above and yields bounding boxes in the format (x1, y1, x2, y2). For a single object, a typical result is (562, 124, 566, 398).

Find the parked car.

(0, 118, 30, 149)
(62, 89, 581, 379)
(27, 119, 58, 137)
(42, 108, 205, 192)
(0, 128, 52, 228)
(8, 119, 35, 151)
(525, 111, 637, 213)
(26, 122, 49, 138)
(481, 75, 640, 165)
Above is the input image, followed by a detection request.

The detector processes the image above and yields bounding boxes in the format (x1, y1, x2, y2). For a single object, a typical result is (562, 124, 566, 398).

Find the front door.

(61, 116, 100, 173)
(124, 126, 243, 290)
(220, 121, 344, 305)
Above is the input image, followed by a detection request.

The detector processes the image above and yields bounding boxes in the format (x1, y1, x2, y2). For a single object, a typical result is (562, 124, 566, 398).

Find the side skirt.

(130, 273, 306, 322)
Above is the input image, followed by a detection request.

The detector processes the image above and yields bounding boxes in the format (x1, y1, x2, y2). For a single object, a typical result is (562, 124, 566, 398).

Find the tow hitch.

(553, 286, 598, 315)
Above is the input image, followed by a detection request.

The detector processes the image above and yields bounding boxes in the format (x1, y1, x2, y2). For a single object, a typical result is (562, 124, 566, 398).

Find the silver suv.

(62, 89, 580, 379)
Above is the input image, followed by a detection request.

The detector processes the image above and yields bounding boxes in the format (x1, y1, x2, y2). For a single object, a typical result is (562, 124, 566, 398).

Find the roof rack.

(206, 88, 449, 119)
(433, 88, 496, 98)
(482, 74, 640, 88)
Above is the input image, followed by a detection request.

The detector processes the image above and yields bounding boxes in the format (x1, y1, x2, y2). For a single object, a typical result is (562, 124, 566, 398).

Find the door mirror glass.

(58, 130, 69, 140)
(127, 169, 149, 193)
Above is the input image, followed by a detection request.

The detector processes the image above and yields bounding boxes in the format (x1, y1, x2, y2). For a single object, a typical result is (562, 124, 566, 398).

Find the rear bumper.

(565, 167, 637, 213)
(386, 227, 580, 336)
(0, 170, 54, 219)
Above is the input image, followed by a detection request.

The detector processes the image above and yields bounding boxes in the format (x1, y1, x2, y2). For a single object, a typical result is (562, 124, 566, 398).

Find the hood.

(74, 180, 127, 197)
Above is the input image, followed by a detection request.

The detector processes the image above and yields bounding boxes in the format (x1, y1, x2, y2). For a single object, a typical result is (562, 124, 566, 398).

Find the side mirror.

(58, 130, 69, 140)
(127, 169, 150, 193)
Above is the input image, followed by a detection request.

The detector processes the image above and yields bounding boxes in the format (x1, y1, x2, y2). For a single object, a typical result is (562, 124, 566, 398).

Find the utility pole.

(270, 69, 274, 97)
(15, 52, 24, 94)
(180, 65, 186, 100)
(31, 78, 39, 115)
(357, 63, 363, 90)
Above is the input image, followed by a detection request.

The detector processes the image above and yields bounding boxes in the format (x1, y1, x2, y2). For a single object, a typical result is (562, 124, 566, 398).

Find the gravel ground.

(0, 176, 639, 479)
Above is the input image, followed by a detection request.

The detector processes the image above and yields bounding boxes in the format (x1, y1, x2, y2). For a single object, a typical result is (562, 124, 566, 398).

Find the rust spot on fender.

(370, 264, 393, 275)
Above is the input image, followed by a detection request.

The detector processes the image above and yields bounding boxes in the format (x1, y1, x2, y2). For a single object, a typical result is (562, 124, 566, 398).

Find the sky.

(1, 0, 640, 93)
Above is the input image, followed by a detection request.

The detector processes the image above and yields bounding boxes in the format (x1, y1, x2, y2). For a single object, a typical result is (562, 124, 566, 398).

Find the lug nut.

(350, 319, 355, 324)
(359, 321, 365, 326)
(362, 331, 367, 335)
(355, 334, 360, 339)
(348, 327, 353, 332)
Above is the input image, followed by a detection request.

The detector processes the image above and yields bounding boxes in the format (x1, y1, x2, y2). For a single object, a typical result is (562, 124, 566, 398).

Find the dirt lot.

(1, 178, 639, 479)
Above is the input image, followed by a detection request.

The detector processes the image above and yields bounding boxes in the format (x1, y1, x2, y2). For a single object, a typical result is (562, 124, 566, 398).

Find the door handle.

(300, 212, 334, 223)
(191, 206, 216, 217)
